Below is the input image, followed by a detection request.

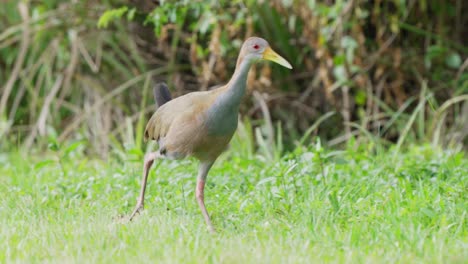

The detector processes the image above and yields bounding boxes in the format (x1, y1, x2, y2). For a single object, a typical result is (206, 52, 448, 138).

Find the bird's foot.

(129, 203, 144, 221)
(208, 225, 216, 234)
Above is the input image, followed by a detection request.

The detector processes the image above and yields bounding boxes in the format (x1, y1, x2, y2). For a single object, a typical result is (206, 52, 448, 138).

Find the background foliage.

(1, 0, 467, 156)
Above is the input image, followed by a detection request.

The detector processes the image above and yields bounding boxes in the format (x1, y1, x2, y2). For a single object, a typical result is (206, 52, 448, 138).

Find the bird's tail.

(153, 82, 172, 108)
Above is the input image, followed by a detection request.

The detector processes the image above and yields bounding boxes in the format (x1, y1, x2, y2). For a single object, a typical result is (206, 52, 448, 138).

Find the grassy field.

(1, 142, 467, 263)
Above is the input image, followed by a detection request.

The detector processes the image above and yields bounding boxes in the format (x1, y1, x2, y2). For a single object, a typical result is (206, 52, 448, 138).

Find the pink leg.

(196, 161, 215, 232)
(129, 151, 160, 221)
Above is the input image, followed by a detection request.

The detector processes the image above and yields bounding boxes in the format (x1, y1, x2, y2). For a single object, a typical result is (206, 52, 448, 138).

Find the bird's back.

(144, 87, 236, 161)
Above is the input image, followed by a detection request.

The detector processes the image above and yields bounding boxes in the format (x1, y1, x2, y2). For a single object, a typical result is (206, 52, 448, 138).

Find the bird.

(129, 37, 292, 232)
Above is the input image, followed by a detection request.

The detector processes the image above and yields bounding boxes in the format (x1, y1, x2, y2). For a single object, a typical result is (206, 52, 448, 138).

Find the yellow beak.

(262, 47, 292, 69)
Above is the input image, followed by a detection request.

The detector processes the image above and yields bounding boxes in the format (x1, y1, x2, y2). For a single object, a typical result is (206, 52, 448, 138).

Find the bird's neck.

(222, 58, 252, 108)
(204, 58, 252, 135)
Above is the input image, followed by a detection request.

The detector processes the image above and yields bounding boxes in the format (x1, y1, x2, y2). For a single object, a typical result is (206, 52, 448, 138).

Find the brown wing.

(144, 89, 222, 143)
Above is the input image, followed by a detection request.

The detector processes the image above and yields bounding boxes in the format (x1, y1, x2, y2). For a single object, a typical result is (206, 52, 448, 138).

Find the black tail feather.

(153, 82, 172, 108)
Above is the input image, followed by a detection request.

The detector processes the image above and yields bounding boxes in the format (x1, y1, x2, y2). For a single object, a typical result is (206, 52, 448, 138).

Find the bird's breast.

(205, 110, 238, 136)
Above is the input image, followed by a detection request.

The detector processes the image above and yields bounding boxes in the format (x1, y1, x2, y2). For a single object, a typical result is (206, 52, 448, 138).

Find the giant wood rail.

(129, 37, 292, 232)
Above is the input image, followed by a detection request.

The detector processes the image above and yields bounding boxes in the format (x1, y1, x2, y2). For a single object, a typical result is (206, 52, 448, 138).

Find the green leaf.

(48, 137, 60, 151)
(355, 89, 367, 106)
(333, 54, 345, 66)
(256, 177, 277, 186)
(328, 191, 340, 213)
(333, 65, 347, 82)
(198, 12, 213, 34)
(127, 8, 136, 21)
(340, 36, 358, 49)
(63, 140, 85, 156)
(97, 6, 128, 28)
(445, 52, 461, 69)
(34, 160, 55, 170)
(48, 143, 59, 151)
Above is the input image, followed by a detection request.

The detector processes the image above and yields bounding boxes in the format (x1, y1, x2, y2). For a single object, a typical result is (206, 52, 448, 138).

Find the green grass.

(1, 144, 467, 263)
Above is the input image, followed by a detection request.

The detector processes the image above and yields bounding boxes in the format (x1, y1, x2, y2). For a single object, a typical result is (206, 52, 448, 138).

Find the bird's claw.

(129, 203, 144, 221)
(208, 225, 216, 234)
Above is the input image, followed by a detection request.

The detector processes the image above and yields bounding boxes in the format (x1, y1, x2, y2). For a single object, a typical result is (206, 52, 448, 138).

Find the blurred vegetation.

(1, 0, 467, 157)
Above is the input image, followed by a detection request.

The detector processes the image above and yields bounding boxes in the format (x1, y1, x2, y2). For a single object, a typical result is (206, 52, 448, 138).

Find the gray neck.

(223, 59, 252, 108)
(205, 59, 252, 135)
(211, 59, 252, 112)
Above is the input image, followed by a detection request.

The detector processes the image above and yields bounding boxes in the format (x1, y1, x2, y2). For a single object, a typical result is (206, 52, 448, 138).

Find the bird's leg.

(129, 151, 161, 221)
(196, 161, 215, 233)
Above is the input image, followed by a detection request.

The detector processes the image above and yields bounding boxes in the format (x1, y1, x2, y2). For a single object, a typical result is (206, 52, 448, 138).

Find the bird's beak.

(262, 47, 292, 69)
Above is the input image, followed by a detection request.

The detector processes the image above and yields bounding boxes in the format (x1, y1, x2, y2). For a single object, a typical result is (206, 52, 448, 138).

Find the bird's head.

(238, 37, 292, 69)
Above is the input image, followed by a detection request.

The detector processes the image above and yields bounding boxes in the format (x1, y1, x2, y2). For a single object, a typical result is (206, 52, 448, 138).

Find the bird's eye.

(253, 44, 259, 50)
